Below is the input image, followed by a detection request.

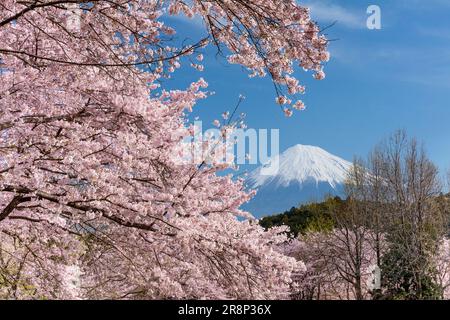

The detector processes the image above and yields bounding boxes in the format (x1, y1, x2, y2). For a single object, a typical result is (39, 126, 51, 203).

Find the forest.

(262, 131, 450, 300)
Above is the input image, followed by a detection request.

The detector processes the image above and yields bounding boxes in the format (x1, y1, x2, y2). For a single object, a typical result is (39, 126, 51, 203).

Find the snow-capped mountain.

(242, 144, 352, 217)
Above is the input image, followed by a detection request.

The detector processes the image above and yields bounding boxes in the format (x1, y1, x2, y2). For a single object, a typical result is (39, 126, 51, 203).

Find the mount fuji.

(241, 144, 352, 218)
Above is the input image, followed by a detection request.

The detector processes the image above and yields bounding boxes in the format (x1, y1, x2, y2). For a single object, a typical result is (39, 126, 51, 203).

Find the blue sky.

(163, 0, 450, 177)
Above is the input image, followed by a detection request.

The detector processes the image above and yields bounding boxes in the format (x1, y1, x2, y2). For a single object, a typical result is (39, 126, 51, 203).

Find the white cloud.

(417, 26, 450, 40)
(304, 1, 365, 29)
(165, 13, 204, 29)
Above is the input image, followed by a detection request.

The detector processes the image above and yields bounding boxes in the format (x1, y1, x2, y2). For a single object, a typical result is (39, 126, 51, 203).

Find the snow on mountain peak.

(248, 144, 352, 189)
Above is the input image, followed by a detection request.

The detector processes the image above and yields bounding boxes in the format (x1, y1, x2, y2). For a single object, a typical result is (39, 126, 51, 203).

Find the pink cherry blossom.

(1, 0, 326, 299)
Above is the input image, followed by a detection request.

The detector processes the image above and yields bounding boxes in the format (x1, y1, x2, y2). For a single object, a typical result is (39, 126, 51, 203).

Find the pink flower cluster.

(1, 0, 324, 299)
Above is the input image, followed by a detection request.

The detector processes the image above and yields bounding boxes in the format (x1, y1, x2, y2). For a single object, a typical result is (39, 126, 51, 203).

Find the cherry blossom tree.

(0, 225, 81, 299)
(284, 230, 378, 300)
(435, 238, 450, 299)
(0, 1, 328, 299)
